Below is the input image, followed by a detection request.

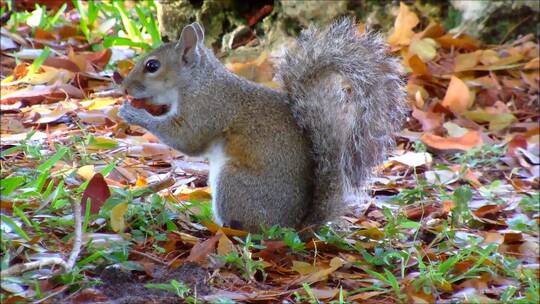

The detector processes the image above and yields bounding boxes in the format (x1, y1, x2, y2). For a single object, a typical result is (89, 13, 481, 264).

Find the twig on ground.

(131, 249, 167, 265)
(0, 258, 68, 277)
(1, 198, 83, 277)
(66, 197, 83, 270)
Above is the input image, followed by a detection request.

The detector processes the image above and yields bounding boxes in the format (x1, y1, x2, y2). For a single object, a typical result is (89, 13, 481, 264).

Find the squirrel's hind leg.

(214, 164, 309, 233)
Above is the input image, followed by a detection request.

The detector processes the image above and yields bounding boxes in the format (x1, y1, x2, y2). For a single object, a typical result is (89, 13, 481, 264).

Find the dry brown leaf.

(421, 131, 483, 151)
(217, 231, 235, 256)
(0, 82, 84, 104)
(293, 257, 345, 285)
(454, 51, 480, 72)
(186, 233, 221, 264)
(436, 34, 480, 50)
(412, 107, 444, 132)
(524, 56, 539, 70)
(408, 54, 429, 75)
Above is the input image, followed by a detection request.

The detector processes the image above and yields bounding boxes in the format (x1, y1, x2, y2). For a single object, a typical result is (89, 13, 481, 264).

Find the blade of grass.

(73, 0, 90, 42)
(135, 6, 160, 48)
(1, 214, 31, 241)
(45, 3, 67, 30)
(27, 46, 50, 75)
(113, 1, 143, 42)
(36, 146, 68, 172)
(103, 36, 150, 50)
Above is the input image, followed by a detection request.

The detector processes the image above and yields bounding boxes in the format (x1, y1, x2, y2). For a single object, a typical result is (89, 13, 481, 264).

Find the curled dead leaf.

(442, 76, 473, 114)
(421, 130, 483, 151)
(387, 2, 419, 46)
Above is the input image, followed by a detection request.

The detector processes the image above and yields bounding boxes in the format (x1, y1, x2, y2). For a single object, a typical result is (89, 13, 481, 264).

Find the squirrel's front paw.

(118, 102, 149, 127)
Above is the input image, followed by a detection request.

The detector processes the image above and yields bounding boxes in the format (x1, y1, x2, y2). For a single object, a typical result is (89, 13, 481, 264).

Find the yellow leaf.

(87, 97, 118, 110)
(442, 76, 473, 113)
(179, 189, 212, 202)
(492, 54, 523, 66)
(409, 38, 438, 62)
(77, 165, 95, 181)
(202, 221, 248, 237)
(0, 75, 14, 84)
(111, 202, 128, 232)
(292, 261, 319, 275)
(387, 2, 419, 46)
(443, 122, 469, 137)
(462, 110, 517, 131)
(479, 49, 500, 65)
(355, 227, 385, 240)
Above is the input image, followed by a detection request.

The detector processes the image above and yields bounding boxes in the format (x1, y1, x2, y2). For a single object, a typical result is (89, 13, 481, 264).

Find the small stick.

(1, 197, 83, 276)
(0, 258, 68, 277)
(66, 197, 83, 270)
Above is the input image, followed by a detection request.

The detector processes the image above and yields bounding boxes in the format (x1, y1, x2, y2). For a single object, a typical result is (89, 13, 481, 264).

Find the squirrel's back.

(275, 18, 406, 229)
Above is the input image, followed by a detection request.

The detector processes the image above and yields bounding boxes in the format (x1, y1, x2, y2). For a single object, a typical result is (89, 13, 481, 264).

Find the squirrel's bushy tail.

(275, 18, 406, 228)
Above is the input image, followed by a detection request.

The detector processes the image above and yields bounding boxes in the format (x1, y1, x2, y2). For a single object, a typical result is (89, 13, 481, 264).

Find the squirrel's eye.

(144, 59, 160, 73)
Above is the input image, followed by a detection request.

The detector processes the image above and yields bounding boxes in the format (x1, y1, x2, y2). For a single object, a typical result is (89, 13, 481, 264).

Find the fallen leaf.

(127, 143, 176, 159)
(81, 173, 111, 214)
(409, 38, 438, 62)
(463, 110, 517, 131)
(479, 49, 500, 65)
(347, 291, 386, 301)
(292, 261, 319, 275)
(425, 169, 458, 184)
(186, 233, 220, 264)
(202, 221, 248, 238)
(217, 231, 234, 256)
(388, 152, 432, 167)
(387, 2, 419, 46)
(0, 82, 84, 105)
(454, 51, 480, 72)
(443, 122, 469, 137)
(310, 288, 339, 301)
(421, 131, 483, 151)
(507, 135, 528, 157)
(442, 76, 472, 114)
(178, 189, 212, 202)
(34, 104, 71, 124)
(77, 165, 95, 181)
(294, 257, 345, 284)
(524, 56, 539, 70)
(110, 201, 128, 232)
(412, 108, 444, 131)
(409, 55, 430, 76)
(436, 34, 479, 50)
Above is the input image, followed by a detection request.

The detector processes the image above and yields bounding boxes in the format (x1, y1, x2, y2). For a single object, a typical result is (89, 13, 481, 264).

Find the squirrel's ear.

(191, 22, 205, 42)
(176, 24, 200, 65)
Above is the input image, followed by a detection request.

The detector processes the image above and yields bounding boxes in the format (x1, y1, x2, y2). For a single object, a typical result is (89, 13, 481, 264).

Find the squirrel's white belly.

(204, 141, 229, 226)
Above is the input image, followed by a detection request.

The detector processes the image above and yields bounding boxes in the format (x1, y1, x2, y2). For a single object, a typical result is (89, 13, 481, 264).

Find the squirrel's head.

(122, 22, 206, 116)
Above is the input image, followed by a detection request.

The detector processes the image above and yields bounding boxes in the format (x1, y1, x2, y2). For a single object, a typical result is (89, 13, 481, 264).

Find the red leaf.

(507, 135, 528, 157)
(81, 173, 111, 214)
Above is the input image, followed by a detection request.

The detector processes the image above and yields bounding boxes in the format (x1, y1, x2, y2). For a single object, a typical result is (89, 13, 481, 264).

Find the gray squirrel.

(118, 18, 406, 233)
